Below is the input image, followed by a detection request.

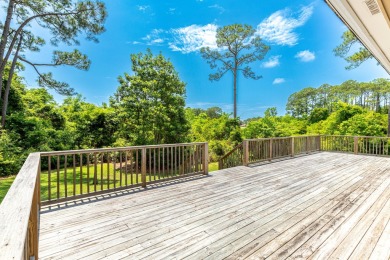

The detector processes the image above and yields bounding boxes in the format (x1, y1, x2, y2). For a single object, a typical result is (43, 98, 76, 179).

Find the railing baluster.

(119, 151, 123, 187)
(113, 152, 116, 189)
(154, 148, 156, 181)
(136, 149, 139, 185)
(107, 153, 110, 190)
(48, 156, 51, 202)
(80, 154, 83, 195)
(142, 148, 146, 188)
(158, 148, 161, 178)
(64, 155, 67, 198)
(87, 154, 90, 193)
(56, 156, 60, 200)
(93, 153, 97, 192)
(73, 154, 76, 196)
(100, 153, 103, 191)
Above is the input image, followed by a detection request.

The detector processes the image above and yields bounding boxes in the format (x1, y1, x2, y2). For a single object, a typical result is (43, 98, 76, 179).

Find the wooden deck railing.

(321, 135, 390, 156)
(219, 135, 390, 169)
(0, 142, 208, 259)
(243, 136, 320, 166)
(0, 153, 40, 260)
(39, 142, 208, 205)
(219, 136, 321, 169)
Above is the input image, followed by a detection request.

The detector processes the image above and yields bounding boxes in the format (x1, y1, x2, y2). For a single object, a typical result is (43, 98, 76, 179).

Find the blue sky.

(22, 0, 389, 119)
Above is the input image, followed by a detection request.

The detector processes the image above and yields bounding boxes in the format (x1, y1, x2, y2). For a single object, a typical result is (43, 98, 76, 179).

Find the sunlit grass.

(209, 162, 219, 172)
(0, 175, 16, 203)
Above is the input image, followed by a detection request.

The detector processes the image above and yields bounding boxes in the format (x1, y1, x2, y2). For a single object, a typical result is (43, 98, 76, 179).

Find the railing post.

(306, 136, 309, 154)
(141, 148, 147, 188)
(28, 179, 39, 259)
(269, 139, 273, 161)
(203, 143, 209, 175)
(291, 137, 295, 157)
(318, 135, 321, 151)
(38, 159, 41, 209)
(354, 136, 358, 155)
(243, 140, 249, 166)
(195, 145, 199, 173)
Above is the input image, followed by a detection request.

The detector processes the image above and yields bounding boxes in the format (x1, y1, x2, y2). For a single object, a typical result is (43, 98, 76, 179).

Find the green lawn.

(0, 176, 16, 203)
(0, 162, 220, 203)
(209, 162, 219, 172)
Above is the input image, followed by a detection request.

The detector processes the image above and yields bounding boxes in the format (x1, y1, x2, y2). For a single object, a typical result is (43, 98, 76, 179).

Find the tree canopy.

(0, 0, 107, 128)
(333, 30, 373, 70)
(111, 49, 189, 145)
(200, 24, 270, 118)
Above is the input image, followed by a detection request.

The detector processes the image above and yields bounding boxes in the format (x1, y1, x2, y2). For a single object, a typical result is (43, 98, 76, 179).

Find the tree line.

(286, 78, 390, 117)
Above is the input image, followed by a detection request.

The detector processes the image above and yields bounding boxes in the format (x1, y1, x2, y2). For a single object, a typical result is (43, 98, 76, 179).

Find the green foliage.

(0, 130, 21, 176)
(334, 31, 373, 70)
(308, 108, 329, 124)
(61, 95, 117, 149)
(339, 112, 386, 136)
(111, 49, 189, 145)
(187, 112, 241, 161)
(186, 107, 223, 119)
(264, 107, 277, 118)
(242, 115, 307, 139)
(307, 102, 387, 136)
(287, 79, 390, 117)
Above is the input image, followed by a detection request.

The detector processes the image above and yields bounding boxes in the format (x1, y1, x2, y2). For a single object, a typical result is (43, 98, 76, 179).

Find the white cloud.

(262, 55, 281, 68)
(208, 4, 225, 14)
(137, 5, 150, 12)
(273, 78, 285, 84)
(295, 50, 315, 62)
(169, 24, 219, 53)
(256, 5, 314, 46)
(151, 38, 164, 44)
(168, 8, 176, 14)
(141, 29, 166, 45)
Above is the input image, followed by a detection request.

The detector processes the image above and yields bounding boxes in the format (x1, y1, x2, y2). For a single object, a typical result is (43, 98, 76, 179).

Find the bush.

(0, 130, 23, 176)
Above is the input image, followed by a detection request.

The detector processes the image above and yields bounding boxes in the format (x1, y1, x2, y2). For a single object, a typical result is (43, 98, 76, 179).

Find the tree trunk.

(0, 0, 15, 102)
(233, 58, 238, 119)
(1, 35, 22, 129)
(233, 70, 237, 118)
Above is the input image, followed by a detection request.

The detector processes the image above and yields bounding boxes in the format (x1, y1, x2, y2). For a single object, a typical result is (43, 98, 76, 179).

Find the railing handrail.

(0, 153, 40, 259)
(40, 142, 207, 156)
(218, 143, 243, 162)
(244, 135, 320, 141)
(320, 134, 390, 139)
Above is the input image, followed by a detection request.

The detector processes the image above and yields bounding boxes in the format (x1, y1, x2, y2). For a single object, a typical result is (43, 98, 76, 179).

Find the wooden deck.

(38, 152, 390, 259)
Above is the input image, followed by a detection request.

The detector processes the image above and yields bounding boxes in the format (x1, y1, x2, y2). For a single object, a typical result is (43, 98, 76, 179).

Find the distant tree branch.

(1, 8, 96, 71)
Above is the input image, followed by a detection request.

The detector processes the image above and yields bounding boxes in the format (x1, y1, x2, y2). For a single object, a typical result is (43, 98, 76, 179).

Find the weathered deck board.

(39, 152, 390, 259)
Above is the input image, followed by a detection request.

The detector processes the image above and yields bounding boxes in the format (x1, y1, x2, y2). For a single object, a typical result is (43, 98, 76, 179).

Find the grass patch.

(209, 162, 219, 172)
(0, 175, 16, 203)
